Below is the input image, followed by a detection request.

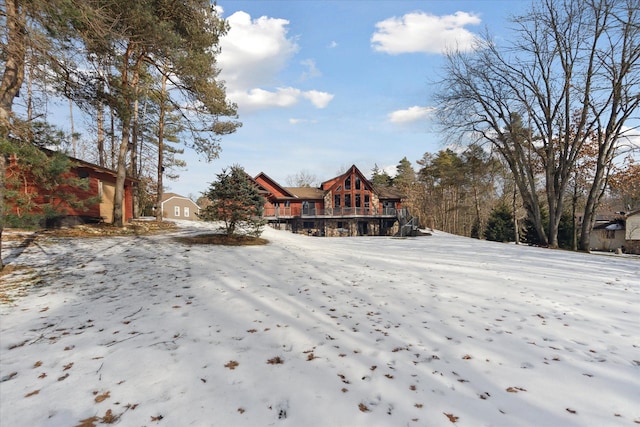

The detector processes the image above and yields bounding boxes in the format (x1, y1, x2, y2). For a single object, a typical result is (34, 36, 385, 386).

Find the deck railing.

(263, 207, 294, 218)
(263, 206, 397, 218)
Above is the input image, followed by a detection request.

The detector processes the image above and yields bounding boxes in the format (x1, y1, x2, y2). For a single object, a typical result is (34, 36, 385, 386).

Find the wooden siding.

(625, 211, 640, 240)
(161, 193, 201, 221)
(6, 153, 135, 224)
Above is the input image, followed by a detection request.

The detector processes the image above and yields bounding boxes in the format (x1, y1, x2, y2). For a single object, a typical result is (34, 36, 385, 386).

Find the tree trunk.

(130, 67, 140, 219)
(112, 44, 133, 227)
(110, 107, 116, 169)
(155, 72, 168, 221)
(0, 0, 27, 271)
(546, 166, 559, 248)
(69, 98, 76, 157)
(113, 122, 130, 227)
(27, 58, 33, 122)
(97, 102, 105, 167)
(0, 153, 5, 271)
(508, 152, 548, 246)
(473, 185, 482, 238)
(512, 184, 519, 244)
(579, 151, 610, 252)
(571, 179, 578, 251)
(0, 1, 26, 131)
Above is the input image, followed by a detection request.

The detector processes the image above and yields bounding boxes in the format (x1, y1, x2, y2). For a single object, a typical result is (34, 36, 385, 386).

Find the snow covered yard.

(1, 221, 638, 427)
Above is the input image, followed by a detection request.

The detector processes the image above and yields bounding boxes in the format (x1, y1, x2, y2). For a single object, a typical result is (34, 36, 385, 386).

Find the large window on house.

(364, 194, 370, 208)
(355, 194, 361, 208)
(184, 207, 190, 217)
(344, 194, 351, 207)
(355, 177, 361, 190)
(345, 176, 351, 190)
(334, 194, 341, 207)
(303, 221, 315, 228)
(174, 206, 180, 216)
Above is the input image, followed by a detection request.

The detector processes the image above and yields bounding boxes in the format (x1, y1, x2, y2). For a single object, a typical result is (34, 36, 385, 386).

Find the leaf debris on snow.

(266, 356, 284, 365)
(224, 360, 239, 370)
(1, 221, 638, 426)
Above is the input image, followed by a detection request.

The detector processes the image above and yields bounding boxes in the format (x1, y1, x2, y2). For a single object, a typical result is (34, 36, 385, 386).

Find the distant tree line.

(376, 142, 638, 249)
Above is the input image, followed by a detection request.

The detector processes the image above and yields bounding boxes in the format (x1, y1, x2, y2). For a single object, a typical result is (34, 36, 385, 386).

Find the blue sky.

(169, 1, 530, 197)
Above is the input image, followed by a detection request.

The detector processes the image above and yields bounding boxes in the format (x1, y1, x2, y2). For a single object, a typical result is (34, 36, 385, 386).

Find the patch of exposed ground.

(38, 220, 178, 238)
(174, 233, 268, 246)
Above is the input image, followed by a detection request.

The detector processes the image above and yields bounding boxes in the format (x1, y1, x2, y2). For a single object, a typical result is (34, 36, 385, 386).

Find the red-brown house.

(254, 165, 409, 236)
(6, 151, 136, 226)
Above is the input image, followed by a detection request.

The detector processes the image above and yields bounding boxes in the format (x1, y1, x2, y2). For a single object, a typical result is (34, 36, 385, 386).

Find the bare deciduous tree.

(435, 0, 639, 249)
(286, 170, 318, 187)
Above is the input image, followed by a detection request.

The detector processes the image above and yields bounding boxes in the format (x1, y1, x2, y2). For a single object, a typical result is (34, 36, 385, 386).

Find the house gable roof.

(321, 165, 374, 193)
(42, 148, 138, 182)
(285, 187, 325, 200)
(161, 193, 200, 208)
(374, 185, 404, 200)
(254, 172, 296, 198)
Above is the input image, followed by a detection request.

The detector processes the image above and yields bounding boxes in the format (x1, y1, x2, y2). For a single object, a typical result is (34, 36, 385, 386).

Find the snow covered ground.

(1, 221, 638, 427)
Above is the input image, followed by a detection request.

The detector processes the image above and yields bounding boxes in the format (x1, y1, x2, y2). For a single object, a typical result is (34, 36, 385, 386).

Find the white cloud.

(302, 90, 334, 108)
(229, 87, 334, 112)
(328, 41, 338, 48)
(371, 11, 481, 55)
(300, 59, 321, 81)
(388, 106, 435, 124)
(219, 11, 299, 89)
(383, 164, 398, 178)
(229, 87, 301, 110)
(218, 11, 334, 112)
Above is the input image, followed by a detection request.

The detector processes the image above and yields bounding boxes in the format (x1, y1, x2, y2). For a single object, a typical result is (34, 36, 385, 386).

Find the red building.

(6, 152, 136, 226)
(254, 165, 410, 236)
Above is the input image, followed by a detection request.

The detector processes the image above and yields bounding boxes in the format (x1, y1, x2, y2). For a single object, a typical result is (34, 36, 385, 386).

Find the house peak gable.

(254, 172, 295, 198)
(321, 165, 374, 193)
(161, 193, 199, 206)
